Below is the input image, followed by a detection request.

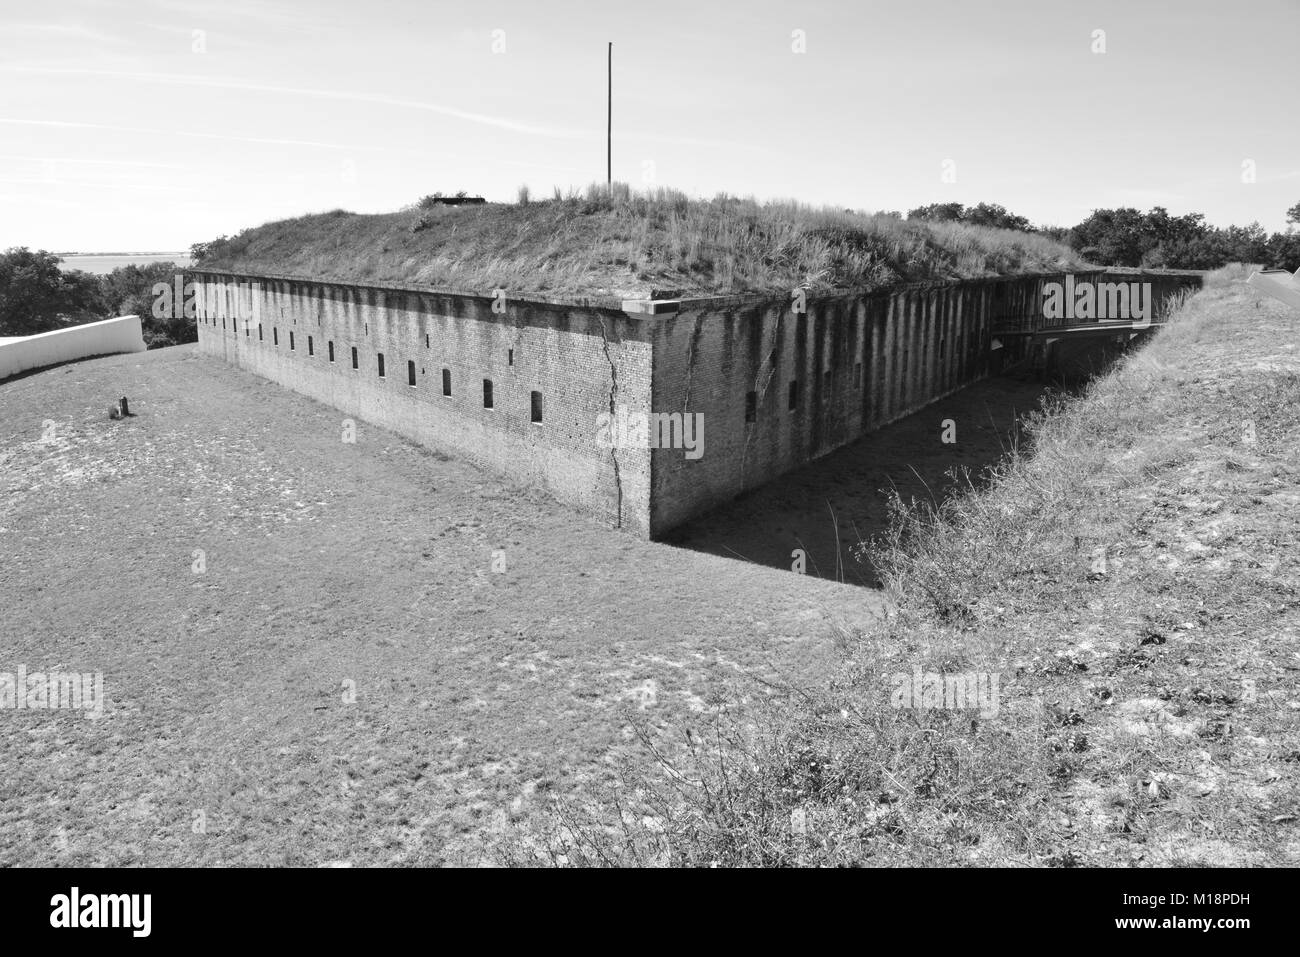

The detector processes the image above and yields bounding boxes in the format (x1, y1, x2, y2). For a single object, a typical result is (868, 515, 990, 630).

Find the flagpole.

(607, 42, 612, 186)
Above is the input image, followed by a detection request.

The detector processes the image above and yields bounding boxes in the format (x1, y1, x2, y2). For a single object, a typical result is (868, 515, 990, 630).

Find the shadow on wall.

(661, 373, 1059, 587)
(1045, 333, 1139, 387)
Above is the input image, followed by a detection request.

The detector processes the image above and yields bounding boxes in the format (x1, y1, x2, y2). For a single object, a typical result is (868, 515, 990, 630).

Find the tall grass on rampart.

(196, 184, 1085, 298)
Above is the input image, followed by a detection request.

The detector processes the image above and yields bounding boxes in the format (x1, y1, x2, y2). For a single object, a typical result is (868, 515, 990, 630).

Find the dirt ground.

(0, 344, 880, 865)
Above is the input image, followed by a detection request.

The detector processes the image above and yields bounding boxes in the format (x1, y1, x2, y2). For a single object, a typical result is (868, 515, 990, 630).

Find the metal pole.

(607, 42, 612, 186)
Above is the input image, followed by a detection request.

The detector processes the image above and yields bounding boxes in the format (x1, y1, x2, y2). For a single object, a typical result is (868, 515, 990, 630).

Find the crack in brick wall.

(596, 313, 623, 528)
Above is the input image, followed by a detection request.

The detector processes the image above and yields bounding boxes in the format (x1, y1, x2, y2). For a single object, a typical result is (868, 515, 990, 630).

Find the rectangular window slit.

(530, 391, 543, 423)
(745, 391, 757, 422)
(351, 346, 358, 369)
(407, 360, 416, 387)
(442, 369, 452, 396)
(483, 379, 493, 409)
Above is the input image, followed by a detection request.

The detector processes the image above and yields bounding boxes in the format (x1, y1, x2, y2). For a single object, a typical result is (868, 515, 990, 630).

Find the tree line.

(900, 201, 1300, 272)
(0, 250, 195, 346)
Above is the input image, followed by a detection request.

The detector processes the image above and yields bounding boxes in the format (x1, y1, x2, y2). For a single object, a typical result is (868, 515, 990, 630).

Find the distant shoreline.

(57, 253, 193, 276)
(56, 251, 190, 257)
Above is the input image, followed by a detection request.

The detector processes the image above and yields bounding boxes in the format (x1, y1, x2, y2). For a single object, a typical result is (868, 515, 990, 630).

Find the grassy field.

(513, 266, 1300, 867)
(195, 184, 1084, 300)
(0, 344, 880, 866)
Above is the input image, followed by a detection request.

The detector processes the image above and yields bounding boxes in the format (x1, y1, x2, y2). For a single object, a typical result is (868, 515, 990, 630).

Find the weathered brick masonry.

(644, 268, 1201, 534)
(194, 272, 652, 532)
(193, 269, 1200, 539)
(646, 282, 1001, 535)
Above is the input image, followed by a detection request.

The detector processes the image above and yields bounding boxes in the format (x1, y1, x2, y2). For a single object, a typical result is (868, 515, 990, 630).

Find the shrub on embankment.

(505, 263, 1300, 866)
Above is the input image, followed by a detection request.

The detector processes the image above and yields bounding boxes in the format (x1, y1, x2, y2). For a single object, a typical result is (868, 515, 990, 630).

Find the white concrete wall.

(0, 315, 146, 381)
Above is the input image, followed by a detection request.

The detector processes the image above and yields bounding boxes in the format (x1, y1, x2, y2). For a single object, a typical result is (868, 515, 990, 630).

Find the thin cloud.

(0, 177, 187, 193)
(0, 193, 84, 209)
(0, 117, 430, 154)
(2, 22, 121, 44)
(150, 0, 349, 31)
(13, 67, 591, 139)
(0, 154, 187, 170)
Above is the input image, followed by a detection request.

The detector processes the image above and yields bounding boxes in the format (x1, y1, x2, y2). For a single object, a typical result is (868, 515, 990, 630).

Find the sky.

(1, 0, 1297, 251)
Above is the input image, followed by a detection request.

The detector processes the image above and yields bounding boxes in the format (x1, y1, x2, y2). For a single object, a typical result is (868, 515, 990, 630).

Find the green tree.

(963, 202, 1031, 231)
(100, 261, 197, 348)
(1268, 231, 1300, 271)
(1068, 208, 1152, 266)
(1219, 223, 1270, 264)
(906, 202, 1033, 231)
(907, 202, 965, 223)
(1144, 207, 1208, 248)
(0, 248, 106, 336)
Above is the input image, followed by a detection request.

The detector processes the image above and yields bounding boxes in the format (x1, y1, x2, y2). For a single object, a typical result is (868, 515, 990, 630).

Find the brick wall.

(645, 270, 1201, 535)
(193, 269, 1202, 540)
(646, 283, 995, 535)
(193, 272, 653, 534)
